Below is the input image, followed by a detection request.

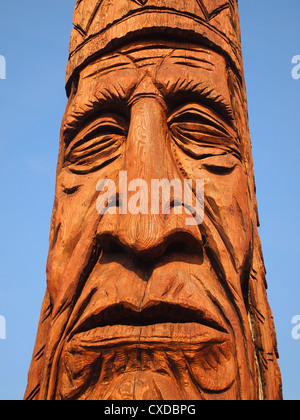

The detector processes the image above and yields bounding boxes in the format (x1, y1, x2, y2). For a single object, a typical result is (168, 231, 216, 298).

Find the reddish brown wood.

(25, 0, 282, 400)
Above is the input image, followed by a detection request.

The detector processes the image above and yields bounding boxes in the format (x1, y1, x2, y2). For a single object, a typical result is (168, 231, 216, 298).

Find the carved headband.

(66, 0, 242, 92)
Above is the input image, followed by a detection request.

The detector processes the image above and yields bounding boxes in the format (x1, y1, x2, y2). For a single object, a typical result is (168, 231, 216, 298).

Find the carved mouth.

(79, 303, 226, 330)
(63, 302, 235, 400)
(69, 302, 229, 347)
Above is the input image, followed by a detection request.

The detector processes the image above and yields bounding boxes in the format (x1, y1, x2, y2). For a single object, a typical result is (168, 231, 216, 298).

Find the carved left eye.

(201, 154, 238, 175)
(168, 104, 234, 145)
(168, 104, 241, 163)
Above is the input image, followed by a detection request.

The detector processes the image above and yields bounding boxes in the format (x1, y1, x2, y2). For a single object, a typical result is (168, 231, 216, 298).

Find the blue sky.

(0, 0, 299, 400)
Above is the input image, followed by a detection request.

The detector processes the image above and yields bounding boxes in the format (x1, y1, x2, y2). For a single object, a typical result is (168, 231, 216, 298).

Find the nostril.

(164, 241, 191, 256)
(98, 228, 203, 264)
(98, 234, 124, 254)
(163, 231, 203, 257)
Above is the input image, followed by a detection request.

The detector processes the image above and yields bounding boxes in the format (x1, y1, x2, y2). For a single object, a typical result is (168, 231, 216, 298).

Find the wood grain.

(24, 0, 282, 400)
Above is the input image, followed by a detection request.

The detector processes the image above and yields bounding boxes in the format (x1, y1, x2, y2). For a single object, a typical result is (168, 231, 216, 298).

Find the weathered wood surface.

(25, 0, 282, 400)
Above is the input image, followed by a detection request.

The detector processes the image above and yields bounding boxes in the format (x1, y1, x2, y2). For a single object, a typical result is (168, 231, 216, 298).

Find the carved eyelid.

(201, 153, 239, 170)
(66, 114, 128, 154)
(167, 103, 234, 137)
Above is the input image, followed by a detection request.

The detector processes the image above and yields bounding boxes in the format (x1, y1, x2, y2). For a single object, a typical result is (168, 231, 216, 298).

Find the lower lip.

(69, 322, 229, 349)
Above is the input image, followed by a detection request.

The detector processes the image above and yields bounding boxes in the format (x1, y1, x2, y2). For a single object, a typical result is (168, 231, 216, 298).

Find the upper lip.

(69, 301, 228, 341)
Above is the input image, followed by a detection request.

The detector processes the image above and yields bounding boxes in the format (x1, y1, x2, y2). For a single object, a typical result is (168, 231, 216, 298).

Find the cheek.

(176, 152, 253, 271)
(46, 170, 101, 300)
(47, 155, 126, 300)
(59, 172, 99, 238)
(204, 167, 253, 260)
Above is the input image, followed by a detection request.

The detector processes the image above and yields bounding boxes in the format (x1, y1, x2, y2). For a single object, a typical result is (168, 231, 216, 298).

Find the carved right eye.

(65, 114, 128, 173)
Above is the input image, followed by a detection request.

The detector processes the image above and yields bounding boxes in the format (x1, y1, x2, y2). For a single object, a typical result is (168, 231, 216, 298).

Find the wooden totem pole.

(25, 0, 282, 400)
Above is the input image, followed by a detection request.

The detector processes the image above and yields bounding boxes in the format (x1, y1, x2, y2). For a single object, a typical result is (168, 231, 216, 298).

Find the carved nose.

(97, 95, 203, 263)
(97, 210, 203, 263)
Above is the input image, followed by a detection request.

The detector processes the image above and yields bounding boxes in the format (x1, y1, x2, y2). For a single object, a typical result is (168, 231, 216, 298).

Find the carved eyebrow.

(63, 55, 138, 143)
(163, 78, 234, 126)
(62, 87, 131, 145)
(63, 66, 235, 143)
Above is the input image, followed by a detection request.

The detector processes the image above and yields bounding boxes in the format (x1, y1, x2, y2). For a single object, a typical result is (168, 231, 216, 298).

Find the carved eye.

(202, 154, 238, 175)
(168, 104, 241, 165)
(168, 104, 234, 145)
(65, 114, 127, 173)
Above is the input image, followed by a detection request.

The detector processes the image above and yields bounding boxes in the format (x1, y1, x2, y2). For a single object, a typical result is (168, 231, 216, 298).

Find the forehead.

(63, 43, 233, 135)
(77, 42, 229, 97)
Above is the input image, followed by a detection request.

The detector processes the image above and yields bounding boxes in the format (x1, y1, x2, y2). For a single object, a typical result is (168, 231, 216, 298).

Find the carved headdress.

(25, 0, 282, 400)
(66, 0, 243, 92)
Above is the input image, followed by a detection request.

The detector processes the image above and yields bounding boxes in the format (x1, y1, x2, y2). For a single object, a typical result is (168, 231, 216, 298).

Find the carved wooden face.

(46, 41, 259, 399)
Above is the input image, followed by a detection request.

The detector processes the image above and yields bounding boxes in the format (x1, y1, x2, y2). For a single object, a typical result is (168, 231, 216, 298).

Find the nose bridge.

(115, 96, 174, 255)
(126, 96, 170, 182)
(98, 93, 202, 260)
